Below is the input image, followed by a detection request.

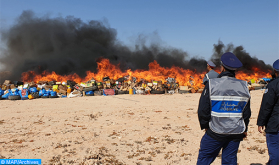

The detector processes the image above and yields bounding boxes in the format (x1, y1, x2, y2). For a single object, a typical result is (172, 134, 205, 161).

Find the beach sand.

(0, 90, 269, 164)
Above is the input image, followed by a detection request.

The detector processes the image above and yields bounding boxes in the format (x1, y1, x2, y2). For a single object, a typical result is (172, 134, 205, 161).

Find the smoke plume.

(0, 10, 207, 80)
(211, 41, 272, 72)
(0, 11, 272, 81)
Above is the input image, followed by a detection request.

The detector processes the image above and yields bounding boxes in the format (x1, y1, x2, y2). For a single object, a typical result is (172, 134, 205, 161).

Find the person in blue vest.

(203, 60, 219, 85)
(197, 52, 251, 165)
(257, 59, 279, 165)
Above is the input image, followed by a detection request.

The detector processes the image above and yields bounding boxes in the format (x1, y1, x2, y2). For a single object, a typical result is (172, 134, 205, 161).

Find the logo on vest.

(220, 102, 239, 111)
(216, 101, 246, 113)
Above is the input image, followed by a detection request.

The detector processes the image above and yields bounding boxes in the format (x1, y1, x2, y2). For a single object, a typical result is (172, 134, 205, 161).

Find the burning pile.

(20, 58, 205, 89)
(0, 58, 272, 100)
(0, 12, 274, 100)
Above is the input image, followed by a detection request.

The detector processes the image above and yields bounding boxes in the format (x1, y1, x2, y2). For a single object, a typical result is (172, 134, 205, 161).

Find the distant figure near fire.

(202, 60, 219, 85)
(197, 52, 251, 165)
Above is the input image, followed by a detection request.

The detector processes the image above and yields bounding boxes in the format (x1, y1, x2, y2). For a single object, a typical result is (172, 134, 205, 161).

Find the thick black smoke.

(211, 41, 272, 72)
(0, 11, 272, 81)
(0, 10, 206, 81)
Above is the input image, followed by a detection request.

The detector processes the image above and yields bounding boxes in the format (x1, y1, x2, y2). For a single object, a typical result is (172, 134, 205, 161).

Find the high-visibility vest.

(209, 76, 250, 134)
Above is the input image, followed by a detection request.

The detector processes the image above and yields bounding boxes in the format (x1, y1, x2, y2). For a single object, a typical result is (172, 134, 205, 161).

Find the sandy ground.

(0, 90, 269, 165)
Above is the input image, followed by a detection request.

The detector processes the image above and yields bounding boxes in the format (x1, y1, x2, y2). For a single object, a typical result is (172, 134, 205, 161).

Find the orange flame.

(21, 58, 271, 88)
(236, 67, 271, 82)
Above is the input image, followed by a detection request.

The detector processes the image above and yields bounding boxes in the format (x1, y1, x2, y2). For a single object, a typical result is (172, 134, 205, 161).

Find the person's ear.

(220, 65, 224, 72)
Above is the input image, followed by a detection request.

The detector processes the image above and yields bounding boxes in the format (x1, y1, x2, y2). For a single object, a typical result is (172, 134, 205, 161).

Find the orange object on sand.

(28, 94, 34, 99)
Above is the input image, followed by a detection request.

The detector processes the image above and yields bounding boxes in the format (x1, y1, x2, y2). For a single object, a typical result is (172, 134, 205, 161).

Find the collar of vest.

(218, 71, 235, 78)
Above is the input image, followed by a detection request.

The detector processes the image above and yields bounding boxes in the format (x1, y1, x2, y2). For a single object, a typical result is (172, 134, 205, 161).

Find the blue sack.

(20, 88, 29, 100)
(262, 78, 271, 82)
(10, 88, 20, 96)
(2, 89, 11, 99)
(50, 90, 57, 96)
(14, 90, 20, 96)
(61, 95, 67, 98)
(85, 91, 94, 95)
(43, 90, 50, 97)
(0, 88, 3, 95)
(39, 88, 46, 96)
(29, 87, 38, 93)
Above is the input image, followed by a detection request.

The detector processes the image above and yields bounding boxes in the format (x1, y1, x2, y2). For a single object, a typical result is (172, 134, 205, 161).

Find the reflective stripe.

(211, 96, 249, 102)
(211, 111, 242, 117)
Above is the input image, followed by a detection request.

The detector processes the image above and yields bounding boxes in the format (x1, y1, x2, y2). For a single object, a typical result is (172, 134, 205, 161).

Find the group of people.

(197, 52, 279, 165)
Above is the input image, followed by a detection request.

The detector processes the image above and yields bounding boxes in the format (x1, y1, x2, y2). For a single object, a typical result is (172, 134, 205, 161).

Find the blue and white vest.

(209, 76, 250, 134)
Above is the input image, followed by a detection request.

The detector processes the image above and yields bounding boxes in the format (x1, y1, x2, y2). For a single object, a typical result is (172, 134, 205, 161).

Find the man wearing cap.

(203, 60, 219, 85)
(197, 52, 251, 165)
(257, 59, 279, 165)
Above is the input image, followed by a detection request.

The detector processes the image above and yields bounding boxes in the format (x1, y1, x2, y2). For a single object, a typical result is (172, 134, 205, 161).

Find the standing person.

(257, 59, 279, 165)
(197, 52, 251, 165)
(203, 60, 219, 85)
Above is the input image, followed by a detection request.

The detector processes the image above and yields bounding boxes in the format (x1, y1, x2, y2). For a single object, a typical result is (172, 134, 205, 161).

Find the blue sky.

(0, 0, 278, 65)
